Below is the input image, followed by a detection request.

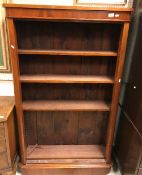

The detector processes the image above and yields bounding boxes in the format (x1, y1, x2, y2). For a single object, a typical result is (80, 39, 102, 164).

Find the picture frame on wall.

(76, 0, 126, 5)
(0, 0, 11, 72)
(74, 0, 133, 7)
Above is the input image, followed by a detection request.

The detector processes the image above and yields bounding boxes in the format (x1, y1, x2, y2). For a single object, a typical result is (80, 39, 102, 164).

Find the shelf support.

(106, 22, 130, 163)
(7, 18, 27, 164)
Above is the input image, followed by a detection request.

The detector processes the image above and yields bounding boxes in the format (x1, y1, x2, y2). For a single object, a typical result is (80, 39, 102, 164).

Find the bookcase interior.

(24, 111, 109, 145)
(15, 20, 121, 51)
(19, 55, 116, 76)
(14, 19, 122, 163)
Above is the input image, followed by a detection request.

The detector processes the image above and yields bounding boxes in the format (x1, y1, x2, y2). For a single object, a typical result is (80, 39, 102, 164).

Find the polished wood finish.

(106, 22, 130, 163)
(18, 50, 118, 57)
(3, 4, 132, 22)
(7, 19, 26, 164)
(20, 162, 111, 175)
(27, 145, 104, 159)
(3, 3, 133, 11)
(5, 4, 131, 175)
(20, 75, 114, 84)
(5, 8, 131, 22)
(26, 158, 106, 164)
(0, 97, 17, 174)
(22, 100, 110, 111)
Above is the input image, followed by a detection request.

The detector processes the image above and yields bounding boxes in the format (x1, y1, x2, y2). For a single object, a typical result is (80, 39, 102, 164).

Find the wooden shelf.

(27, 145, 105, 160)
(22, 100, 110, 111)
(26, 158, 107, 164)
(18, 49, 117, 57)
(3, 4, 133, 12)
(20, 75, 114, 84)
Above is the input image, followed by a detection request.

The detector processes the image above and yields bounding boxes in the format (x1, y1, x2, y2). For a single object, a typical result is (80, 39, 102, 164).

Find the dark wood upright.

(115, 5, 142, 175)
(4, 3, 132, 175)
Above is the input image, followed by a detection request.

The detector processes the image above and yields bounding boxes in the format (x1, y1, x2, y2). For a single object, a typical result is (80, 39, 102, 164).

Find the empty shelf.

(22, 100, 110, 111)
(18, 49, 118, 56)
(27, 145, 105, 160)
(20, 75, 114, 84)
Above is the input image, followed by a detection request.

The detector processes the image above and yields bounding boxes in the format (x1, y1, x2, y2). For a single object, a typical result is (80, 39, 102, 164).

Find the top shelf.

(4, 4, 132, 22)
(3, 4, 133, 12)
(18, 49, 118, 57)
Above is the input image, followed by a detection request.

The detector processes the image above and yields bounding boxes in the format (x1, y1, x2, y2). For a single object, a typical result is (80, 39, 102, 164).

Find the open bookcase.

(4, 4, 132, 175)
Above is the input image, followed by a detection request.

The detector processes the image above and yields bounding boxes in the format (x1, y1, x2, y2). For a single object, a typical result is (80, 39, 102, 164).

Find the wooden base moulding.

(19, 162, 111, 175)
(20, 145, 111, 175)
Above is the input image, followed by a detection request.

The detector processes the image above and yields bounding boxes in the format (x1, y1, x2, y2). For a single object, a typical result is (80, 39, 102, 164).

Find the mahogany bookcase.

(4, 3, 132, 175)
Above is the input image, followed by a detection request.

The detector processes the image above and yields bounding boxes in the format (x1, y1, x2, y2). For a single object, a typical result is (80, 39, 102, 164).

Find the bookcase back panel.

(24, 111, 108, 145)
(15, 20, 121, 51)
(19, 55, 116, 76)
(21, 83, 113, 102)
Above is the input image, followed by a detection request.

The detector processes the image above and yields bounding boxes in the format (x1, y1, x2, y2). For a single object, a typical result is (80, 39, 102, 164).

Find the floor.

(109, 168, 121, 175)
(15, 167, 121, 175)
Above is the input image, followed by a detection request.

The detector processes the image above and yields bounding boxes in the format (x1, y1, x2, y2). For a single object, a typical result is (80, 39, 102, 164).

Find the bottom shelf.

(22, 145, 110, 175)
(27, 145, 105, 162)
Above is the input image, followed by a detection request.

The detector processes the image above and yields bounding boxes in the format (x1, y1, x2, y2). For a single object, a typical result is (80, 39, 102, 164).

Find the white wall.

(0, 73, 14, 96)
(10, 0, 74, 5)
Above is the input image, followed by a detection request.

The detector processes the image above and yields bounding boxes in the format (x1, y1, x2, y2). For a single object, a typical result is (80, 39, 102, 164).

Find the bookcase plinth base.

(19, 161, 111, 175)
